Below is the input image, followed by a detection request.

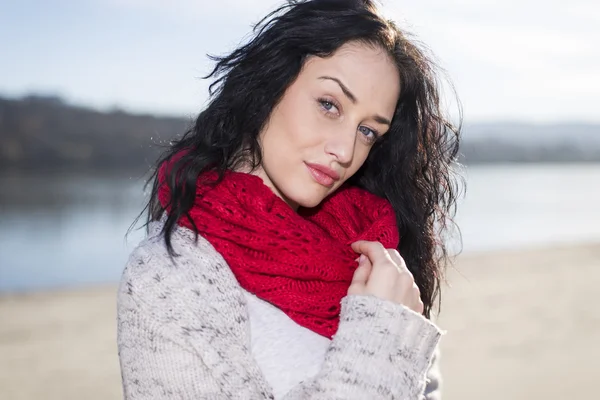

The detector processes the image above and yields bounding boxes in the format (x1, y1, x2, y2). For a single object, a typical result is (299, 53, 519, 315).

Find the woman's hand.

(349, 240, 424, 314)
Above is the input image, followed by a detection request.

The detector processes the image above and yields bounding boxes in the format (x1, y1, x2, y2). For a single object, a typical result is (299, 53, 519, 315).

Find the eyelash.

(317, 97, 380, 143)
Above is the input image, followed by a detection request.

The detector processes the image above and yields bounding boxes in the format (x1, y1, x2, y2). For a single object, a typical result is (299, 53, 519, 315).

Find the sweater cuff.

(335, 295, 444, 373)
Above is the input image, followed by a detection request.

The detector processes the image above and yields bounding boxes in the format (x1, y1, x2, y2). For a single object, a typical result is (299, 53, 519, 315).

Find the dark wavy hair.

(139, 0, 463, 318)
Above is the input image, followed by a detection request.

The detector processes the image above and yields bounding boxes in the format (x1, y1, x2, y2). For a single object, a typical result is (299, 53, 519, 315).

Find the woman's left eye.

(358, 126, 378, 141)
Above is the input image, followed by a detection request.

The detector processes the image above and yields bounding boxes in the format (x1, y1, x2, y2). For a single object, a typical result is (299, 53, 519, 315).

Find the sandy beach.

(1, 243, 599, 400)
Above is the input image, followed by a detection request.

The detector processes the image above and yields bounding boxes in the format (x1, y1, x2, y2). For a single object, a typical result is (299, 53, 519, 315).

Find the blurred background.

(0, 0, 599, 399)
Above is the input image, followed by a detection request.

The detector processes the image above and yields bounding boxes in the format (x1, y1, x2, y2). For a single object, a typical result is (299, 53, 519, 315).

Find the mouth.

(304, 162, 341, 188)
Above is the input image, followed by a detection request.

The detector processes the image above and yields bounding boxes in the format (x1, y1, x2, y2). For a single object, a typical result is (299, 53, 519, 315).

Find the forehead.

(301, 42, 401, 110)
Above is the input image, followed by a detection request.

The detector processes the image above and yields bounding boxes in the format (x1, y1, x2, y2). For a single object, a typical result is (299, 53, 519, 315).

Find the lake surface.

(1, 164, 600, 292)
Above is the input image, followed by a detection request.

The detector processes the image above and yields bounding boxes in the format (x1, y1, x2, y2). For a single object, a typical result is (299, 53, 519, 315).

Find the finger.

(415, 299, 424, 314)
(386, 249, 404, 265)
(411, 284, 423, 312)
(386, 249, 408, 272)
(411, 282, 421, 295)
(351, 255, 373, 285)
(351, 241, 393, 265)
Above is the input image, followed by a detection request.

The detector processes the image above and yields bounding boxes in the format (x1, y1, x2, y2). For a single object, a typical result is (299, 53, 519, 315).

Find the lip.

(305, 162, 341, 187)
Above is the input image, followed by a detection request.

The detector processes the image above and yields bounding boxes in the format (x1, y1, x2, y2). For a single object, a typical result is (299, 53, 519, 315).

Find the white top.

(243, 290, 331, 398)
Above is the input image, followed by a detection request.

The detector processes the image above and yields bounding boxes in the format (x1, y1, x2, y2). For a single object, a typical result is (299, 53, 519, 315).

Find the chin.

(294, 196, 323, 209)
(284, 182, 330, 209)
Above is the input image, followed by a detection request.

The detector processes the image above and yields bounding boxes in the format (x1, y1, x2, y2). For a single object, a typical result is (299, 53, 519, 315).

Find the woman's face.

(254, 41, 401, 209)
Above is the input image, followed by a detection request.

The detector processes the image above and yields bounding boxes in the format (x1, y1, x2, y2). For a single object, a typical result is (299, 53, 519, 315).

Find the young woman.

(117, 0, 461, 399)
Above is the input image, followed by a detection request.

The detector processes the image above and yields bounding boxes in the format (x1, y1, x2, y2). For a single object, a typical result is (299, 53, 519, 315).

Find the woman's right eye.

(318, 98, 339, 116)
(321, 100, 333, 110)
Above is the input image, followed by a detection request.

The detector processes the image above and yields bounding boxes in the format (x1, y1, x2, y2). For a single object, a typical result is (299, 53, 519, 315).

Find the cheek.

(270, 98, 321, 149)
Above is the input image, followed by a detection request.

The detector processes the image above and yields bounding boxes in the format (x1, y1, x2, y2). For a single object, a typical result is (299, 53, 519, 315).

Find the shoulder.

(116, 222, 266, 398)
(118, 220, 247, 326)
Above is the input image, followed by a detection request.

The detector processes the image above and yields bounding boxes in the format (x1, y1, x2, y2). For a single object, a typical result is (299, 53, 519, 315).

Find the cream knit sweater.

(117, 221, 444, 399)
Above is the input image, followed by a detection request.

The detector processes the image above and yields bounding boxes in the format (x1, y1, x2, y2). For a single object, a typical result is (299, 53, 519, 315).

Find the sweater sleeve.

(423, 345, 443, 400)
(117, 239, 443, 400)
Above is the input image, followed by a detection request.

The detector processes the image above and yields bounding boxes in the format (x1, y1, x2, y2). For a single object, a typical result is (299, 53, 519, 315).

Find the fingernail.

(358, 254, 366, 264)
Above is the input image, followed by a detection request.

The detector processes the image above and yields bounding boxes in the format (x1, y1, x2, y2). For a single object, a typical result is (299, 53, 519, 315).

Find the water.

(0, 171, 148, 292)
(1, 164, 600, 292)
(456, 164, 600, 252)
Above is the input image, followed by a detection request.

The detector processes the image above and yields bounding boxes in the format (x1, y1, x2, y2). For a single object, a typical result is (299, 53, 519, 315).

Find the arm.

(117, 240, 442, 399)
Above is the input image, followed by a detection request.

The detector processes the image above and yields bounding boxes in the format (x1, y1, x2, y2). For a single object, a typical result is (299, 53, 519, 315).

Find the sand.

(437, 243, 600, 399)
(1, 243, 599, 400)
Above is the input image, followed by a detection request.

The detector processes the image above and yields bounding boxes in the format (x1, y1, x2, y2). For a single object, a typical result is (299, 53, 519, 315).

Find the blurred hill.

(461, 122, 600, 163)
(0, 95, 189, 172)
(1, 94, 599, 171)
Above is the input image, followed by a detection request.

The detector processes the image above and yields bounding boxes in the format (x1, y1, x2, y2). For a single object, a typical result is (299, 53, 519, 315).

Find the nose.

(323, 125, 356, 166)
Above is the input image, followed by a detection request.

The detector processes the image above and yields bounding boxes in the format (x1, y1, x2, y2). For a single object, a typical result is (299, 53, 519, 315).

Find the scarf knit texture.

(158, 163, 399, 338)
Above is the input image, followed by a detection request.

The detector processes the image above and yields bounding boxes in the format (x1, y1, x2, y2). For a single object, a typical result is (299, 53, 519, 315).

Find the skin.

(248, 40, 423, 313)
(350, 241, 424, 314)
(253, 41, 400, 210)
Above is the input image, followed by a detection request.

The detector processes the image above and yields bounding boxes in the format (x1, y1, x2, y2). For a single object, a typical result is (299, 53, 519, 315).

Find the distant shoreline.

(2, 159, 600, 175)
(3, 95, 600, 169)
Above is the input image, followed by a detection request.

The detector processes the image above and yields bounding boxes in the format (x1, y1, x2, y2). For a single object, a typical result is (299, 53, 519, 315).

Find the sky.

(1, 0, 598, 123)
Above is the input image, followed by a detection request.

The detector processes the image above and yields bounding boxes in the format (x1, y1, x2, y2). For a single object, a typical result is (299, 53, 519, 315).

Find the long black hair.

(139, 0, 463, 318)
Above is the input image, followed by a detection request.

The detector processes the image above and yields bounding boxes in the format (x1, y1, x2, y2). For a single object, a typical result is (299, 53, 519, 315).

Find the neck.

(234, 166, 300, 212)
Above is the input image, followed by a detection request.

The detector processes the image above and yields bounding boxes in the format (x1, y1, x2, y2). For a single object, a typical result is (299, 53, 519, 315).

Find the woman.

(118, 0, 461, 399)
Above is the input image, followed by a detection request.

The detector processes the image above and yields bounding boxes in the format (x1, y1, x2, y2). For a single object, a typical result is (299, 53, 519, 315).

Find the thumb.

(350, 255, 372, 286)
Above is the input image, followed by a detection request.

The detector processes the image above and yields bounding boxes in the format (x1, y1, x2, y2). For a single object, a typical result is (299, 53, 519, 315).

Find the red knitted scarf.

(158, 163, 399, 338)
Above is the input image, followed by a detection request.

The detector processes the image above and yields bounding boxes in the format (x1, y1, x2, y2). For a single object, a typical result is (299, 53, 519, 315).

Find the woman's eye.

(358, 126, 378, 142)
(319, 99, 338, 114)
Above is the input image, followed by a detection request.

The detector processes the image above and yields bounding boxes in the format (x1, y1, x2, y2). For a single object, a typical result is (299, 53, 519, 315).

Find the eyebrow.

(318, 75, 392, 126)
